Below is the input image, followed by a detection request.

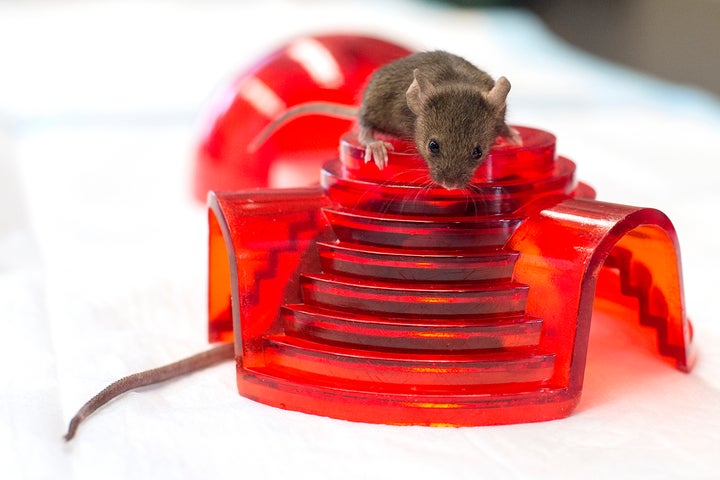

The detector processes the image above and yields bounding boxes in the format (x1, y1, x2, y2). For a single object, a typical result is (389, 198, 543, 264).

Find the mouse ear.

(406, 69, 437, 115)
(485, 76, 511, 110)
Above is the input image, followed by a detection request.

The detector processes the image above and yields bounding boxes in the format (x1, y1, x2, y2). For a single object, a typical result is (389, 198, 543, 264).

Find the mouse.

(249, 50, 520, 190)
(63, 51, 520, 441)
(63, 343, 234, 441)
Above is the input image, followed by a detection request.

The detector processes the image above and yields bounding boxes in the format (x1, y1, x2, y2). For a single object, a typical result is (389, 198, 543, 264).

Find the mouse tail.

(63, 343, 235, 441)
(247, 101, 359, 153)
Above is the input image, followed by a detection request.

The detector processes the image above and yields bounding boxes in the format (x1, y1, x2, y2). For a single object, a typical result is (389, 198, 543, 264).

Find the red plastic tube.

(194, 34, 412, 199)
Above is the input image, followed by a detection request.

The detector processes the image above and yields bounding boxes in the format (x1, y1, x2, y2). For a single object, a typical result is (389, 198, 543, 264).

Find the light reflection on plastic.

(239, 76, 287, 119)
(288, 38, 344, 89)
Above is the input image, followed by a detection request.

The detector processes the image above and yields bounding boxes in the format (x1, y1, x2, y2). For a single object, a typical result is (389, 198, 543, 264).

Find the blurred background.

(443, 0, 720, 96)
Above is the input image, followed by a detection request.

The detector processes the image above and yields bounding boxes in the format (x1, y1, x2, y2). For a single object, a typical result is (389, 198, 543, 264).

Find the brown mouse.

(250, 50, 520, 190)
(63, 51, 520, 441)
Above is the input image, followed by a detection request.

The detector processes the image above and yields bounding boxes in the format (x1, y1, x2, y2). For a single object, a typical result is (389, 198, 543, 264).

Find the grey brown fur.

(251, 50, 518, 189)
(249, 51, 520, 189)
(358, 50, 517, 188)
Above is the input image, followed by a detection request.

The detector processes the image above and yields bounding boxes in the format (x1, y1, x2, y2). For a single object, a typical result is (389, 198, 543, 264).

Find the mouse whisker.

(468, 188, 480, 217)
(372, 169, 435, 214)
(461, 187, 474, 217)
(466, 183, 490, 216)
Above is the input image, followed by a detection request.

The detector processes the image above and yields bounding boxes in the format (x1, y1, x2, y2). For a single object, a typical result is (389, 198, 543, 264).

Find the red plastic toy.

(199, 35, 695, 426)
(194, 34, 412, 198)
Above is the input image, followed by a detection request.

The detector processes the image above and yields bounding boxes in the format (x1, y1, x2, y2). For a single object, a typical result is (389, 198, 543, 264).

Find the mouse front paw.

(363, 140, 394, 169)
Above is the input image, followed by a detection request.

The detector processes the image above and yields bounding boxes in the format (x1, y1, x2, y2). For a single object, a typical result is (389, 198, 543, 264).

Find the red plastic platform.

(200, 35, 694, 426)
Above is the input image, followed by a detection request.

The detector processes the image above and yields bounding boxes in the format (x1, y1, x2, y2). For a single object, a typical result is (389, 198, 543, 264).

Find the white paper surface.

(1, 1, 719, 479)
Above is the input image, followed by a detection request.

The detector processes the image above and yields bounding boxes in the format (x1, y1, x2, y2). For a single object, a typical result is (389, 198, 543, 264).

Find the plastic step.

(300, 273, 529, 316)
(282, 304, 543, 351)
(316, 241, 519, 282)
(239, 363, 573, 426)
(323, 208, 523, 249)
(262, 335, 555, 387)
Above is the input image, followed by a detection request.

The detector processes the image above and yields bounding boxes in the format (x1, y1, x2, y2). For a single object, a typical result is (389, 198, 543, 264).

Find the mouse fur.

(249, 50, 518, 190)
(359, 50, 517, 189)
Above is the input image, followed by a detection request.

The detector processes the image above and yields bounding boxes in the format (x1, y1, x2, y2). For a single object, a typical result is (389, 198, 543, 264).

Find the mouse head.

(407, 69, 511, 190)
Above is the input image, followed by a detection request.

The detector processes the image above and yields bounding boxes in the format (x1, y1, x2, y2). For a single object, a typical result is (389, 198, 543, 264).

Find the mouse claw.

(364, 141, 393, 170)
(363, 144, 374, 165)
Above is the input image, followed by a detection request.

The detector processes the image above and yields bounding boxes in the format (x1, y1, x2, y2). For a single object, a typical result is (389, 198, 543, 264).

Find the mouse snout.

(436, 180, 468, 191)
(430, 169, 473, 190)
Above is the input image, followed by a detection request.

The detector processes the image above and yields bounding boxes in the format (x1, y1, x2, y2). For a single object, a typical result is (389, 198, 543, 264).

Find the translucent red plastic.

(202, 35, 694, 426)
(194, 34, 412, 199)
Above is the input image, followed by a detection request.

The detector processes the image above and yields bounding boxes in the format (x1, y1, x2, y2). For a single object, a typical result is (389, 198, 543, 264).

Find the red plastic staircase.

(258, 201, 555, 393)
(208, 127, 694, 426)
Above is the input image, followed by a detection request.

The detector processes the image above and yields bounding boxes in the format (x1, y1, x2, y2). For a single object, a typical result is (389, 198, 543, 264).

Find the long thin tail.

(63, 343, 235, 441)
(247, 101, 359, 153)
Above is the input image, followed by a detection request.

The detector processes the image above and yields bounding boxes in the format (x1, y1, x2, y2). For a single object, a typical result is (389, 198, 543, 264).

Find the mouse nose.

(437, 180, 466, 191)
(430, 166, 473, 190)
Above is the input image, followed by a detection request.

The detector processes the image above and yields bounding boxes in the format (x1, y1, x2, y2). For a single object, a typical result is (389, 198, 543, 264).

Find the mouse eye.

(428, 139, 440, 156)
(471, 146, 483, 160)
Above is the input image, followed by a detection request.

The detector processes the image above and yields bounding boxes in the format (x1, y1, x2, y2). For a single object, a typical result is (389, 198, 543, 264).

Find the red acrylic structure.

(194, 34, 412, 198)
(201, 35, 695, 426)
